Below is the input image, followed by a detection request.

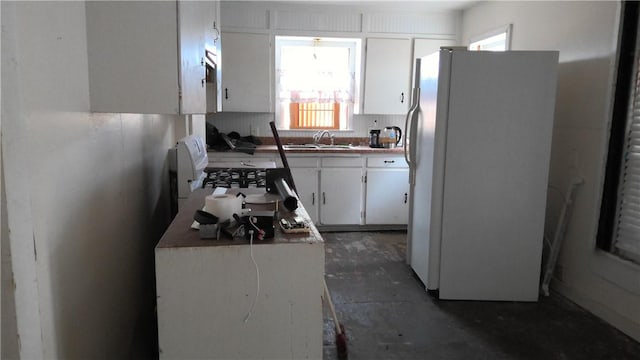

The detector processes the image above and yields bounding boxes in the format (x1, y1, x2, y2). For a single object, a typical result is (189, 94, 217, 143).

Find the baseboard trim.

(553, 280, 640, 342)
(316, 224, 407, 232)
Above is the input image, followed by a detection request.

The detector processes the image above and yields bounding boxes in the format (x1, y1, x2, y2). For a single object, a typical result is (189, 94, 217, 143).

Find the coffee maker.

(369, 129, 382, 148)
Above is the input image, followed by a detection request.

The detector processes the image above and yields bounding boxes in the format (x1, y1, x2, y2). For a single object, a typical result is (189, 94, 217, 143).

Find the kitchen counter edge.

(156, 188, 323, 249)
(210, 145, 406, 154)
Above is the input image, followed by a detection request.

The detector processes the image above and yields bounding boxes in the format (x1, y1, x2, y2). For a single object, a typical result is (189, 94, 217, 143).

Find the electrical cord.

(247, 216, 265, 240)
(243, 230, 260, 323)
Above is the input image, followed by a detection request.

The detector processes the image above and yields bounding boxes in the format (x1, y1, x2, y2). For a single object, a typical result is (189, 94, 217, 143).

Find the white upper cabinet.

(178, 1, 207, 114)
(204, 1, 223, 113)
(86, 1, 216, 115)
(221, 32, 272, 112)
(363, 38, 412, 115)
(413, 38, 457, 60)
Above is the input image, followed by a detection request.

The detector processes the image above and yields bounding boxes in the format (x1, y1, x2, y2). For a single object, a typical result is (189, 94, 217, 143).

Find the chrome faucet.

(313, 130, 335, 145)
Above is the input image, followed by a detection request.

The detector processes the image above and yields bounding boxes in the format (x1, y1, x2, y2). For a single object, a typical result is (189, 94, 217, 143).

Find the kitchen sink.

(284, 143, 356, 149)
(317, 144, 354, 149)
(284, 144, 319, 149)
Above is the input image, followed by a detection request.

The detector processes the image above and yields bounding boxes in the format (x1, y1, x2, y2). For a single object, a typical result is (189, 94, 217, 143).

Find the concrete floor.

(322, 231, 640, 360)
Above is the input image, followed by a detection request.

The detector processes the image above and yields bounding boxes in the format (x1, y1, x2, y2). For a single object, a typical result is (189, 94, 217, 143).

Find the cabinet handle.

(212, 21, 220, 41)
(201, 78, 205, 87)
(312, 192, 315, 205)
(225, 88, 228, 99)
(322, 192, 326, 205)
(201, 57, 204, 67)
(404, 193, 408, 204)
(384, 160, 395, 164)
(401, 92, 405, 103)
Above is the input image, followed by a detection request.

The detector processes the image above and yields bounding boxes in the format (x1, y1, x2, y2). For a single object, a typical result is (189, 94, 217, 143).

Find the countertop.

(156, 187, 323, 249)
(212, 144, 406, 155)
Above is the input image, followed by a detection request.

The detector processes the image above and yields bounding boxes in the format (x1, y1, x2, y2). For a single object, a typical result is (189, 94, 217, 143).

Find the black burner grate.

(203, 168, 268, 188)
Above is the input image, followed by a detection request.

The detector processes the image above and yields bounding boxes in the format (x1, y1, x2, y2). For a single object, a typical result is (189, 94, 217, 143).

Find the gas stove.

(203, 161, 276, 189)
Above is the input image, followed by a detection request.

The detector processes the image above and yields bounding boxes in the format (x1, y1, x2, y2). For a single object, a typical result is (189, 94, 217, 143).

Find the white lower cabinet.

(290, 168, 319, 223)
(365, 156, 409, 225)
(320, 168, 363, 225)
(291, 156, 363, 226)
(365, 168, 410, 224)
(209, 152, 411, 226)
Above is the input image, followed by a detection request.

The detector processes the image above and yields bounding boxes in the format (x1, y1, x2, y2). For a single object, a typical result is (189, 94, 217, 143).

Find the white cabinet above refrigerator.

(363, 38, 412, 115)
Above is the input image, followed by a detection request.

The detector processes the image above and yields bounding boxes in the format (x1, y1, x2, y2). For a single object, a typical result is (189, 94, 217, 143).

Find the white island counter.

(155, 187, 325, 359)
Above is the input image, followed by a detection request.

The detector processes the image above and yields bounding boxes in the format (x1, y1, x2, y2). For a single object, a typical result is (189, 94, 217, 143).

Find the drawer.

(366, 156, 408, 168)
(321, 157, 363, 168)
(288, 157, 319, 168)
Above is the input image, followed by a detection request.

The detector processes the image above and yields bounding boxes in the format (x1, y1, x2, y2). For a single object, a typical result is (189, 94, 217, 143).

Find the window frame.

(274, 35, 361, 131)
(597, 1, 640, 264)
(468, 24, 513, 51)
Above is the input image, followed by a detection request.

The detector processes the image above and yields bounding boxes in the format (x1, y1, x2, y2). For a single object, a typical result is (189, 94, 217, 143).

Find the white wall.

(463, 1, 640, 341)
(1, 181, 18, 358)
(1, 1, 176, 358)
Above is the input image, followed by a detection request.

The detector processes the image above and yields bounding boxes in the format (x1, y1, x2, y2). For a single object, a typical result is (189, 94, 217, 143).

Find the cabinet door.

(364, 38, 412, 115)
(86, 0, 212, 115)
(221, 32, 272, 112)
(365, 169, 409, 224)
(290, 168, 319, 223)
(178, 0, 207, 114)
(86, 1, 180, 114)
(205, 1, 223, 113)
(413, 38, 457, 60)
(320, 169, 363, 225)
(203, 1, 220, 52)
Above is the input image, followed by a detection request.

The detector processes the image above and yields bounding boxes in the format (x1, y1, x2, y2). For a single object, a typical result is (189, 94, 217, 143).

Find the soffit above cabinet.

(272, 11, 362, 32)
(220, 1, 464, 35)
(220, 1, 270, 30)
(366, 13, 457, 35)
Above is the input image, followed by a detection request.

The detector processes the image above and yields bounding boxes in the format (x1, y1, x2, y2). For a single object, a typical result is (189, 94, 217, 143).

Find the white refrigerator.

(404, 48, 559, 301)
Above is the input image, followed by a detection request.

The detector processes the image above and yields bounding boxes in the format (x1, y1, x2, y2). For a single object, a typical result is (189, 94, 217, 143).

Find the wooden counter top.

(156, 187, 323, 249)
(257, 144, 405, 154)
(208, 144, 405, 155)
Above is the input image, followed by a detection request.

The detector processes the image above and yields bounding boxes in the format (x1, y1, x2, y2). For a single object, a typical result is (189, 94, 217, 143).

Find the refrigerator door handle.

(404, 90, 419, 167)
(403, 109, 413, 166)
(405, 88, 420, 184)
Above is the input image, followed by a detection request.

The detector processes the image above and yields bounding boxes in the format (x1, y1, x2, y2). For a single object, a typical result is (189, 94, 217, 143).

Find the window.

(275, 36, 360, 130)
(598, 1, 640, 264)
(290, 102, 340, 129)
(469, 24, 512, 51)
